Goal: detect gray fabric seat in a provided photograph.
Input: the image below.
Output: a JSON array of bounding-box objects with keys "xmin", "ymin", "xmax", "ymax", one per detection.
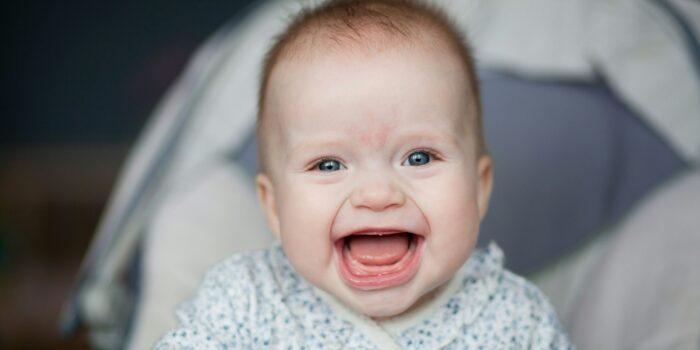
[
  {"xmin": 66, "ymin": 1, "xmax": 699, "ymax": 348},
  {"xmin": 533, "ymin": 169, "xmax": 700, "ymax": 350},
  {"xmin": 478, "ymin": 70, "xmax": 686, "ymax": 273}
]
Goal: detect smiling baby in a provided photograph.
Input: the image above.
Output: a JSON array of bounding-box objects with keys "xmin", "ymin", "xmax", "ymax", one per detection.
[{"xmin": 156, "ymin": 0, "xmax": 572, "ymax": 348}]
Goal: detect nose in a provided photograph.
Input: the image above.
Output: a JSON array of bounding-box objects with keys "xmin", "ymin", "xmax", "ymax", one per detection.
[{"xmin": 349, "ymin": 175, "xmax": 406, "ymax": 211}]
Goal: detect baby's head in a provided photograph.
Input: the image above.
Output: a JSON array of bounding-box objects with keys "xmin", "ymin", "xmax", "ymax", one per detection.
[{"xmin": 255, "ymin": 0, "xmax": 492, "ymax": 317}]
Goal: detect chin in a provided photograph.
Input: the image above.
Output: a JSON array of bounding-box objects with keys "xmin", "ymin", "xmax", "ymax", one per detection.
[
  {"xmin": 353, "ymin": 301, "xmax": 413, "ymax": 318},
  {"xmin": 345, "ymin": 284, "xmax": 422, "ymax": 318}
]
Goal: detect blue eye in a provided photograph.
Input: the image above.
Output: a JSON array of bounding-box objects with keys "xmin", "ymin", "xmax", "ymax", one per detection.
[
  {"xmin": 316, "ymin": 159, "xmax": 344, "ymax": 171},
  {"xmin": 404, "ymin": 151, "xmax": 431, "ymax": 166}
]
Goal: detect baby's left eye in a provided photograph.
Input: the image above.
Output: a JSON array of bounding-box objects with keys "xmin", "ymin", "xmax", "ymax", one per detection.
[
  {"xmin": 402, "ymin": 151, "xmax": 432, "ymax": 166},
  {"xmin": 315, "ymin": 159, "xmax": 345, "ymax": 172}
]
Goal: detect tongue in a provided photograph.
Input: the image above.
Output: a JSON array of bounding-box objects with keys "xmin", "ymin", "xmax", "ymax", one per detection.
[{"xmin": 347, "ymin": 233, "xmax": 410, "ymax": 265}]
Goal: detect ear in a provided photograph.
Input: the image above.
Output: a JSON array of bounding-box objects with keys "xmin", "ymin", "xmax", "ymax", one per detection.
[
  {"xmin": 476, "ymin": 155, "xmax": 494, "ymax": 220},
  {"xmin": 256, "ymin": 173, "xmax": 281, "ymax": 238}
]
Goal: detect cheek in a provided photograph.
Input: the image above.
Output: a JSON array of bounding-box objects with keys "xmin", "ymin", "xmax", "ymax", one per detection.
[
  {"xmin": 418, "ymin": 169, "xmax": 480, "ymax": 268},
  {"xmin": 420, "ymin": 168, "xmax": 480, "ymax": 225},
  {"xmin": 276, "ymin": 179, "xmax": 345, "ymax": 276}
]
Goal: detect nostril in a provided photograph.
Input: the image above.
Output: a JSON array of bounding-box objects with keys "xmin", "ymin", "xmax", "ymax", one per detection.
[{"xmin": 349, "ymin": 183, "xmax": 406, "ymax": 211}]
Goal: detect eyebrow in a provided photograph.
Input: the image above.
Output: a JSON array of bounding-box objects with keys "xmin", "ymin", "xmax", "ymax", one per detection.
[
  {"xmin": 286, "ymin": 129, "xmax": 460, "ymax": 158},
  {"xmin": 286, "ymin": 137, "xmax": 347, "ymax": 158},
  {"xmin": 395, "ymin": 130, "xmax": 460, "ymax": 147}
]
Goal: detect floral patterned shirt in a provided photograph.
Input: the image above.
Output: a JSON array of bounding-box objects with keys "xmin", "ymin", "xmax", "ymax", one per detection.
[{"xmin": 155, "ymin": 242, "xmax": 572, "ymax": 349}]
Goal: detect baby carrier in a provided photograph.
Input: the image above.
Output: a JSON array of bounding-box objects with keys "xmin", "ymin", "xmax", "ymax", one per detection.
[{"xmin": 61, "ymin": 0, "xmax": 700, "ymax": 348}]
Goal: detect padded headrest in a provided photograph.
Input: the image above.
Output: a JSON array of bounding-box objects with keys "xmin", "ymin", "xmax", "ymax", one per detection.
[{"xmin": 477, "ymin": 70, "xmax": 686, "ymax": 273}]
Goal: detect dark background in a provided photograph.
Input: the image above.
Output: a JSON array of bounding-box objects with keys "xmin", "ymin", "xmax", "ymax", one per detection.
[{"xmin": 0, "ymin": 1, "xmax": 256, "ymax": 347}]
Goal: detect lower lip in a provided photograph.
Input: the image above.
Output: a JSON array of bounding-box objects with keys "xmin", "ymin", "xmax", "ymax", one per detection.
[{"xmin": 335, "ymin": 234, "xmax": 424, "ymax": 291}]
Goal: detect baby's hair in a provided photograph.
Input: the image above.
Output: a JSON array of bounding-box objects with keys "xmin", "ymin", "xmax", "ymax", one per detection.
[{"xmin": 257, "ymin": 0, "xmax": 485, "ymax": 174}]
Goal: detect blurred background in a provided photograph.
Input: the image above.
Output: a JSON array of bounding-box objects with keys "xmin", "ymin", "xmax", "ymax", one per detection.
[{"xmin": 0, "ymin": 1, "xmax": 256, "ymax": 348}]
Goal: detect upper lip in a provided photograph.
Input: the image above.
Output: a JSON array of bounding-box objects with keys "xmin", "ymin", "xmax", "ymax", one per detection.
[{"xmin": 335, "ymin": 226, "xmax": 417, "ymax": 241}]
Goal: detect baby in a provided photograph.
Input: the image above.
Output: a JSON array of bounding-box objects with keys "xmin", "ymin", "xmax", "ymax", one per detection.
[{"xmin": 157, "ymin": 0, "xmax": 571, "ymax": 348}]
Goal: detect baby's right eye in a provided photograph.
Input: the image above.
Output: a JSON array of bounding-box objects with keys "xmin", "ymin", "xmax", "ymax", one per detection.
[{"xmin": 315, "ymin": 159, "xmax": 345, "ymax": 172}]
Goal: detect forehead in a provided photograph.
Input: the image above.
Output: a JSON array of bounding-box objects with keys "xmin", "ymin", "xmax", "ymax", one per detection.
[{"xmin": 263, "ymin": 43, "xmax": 475, "ymax": 154}]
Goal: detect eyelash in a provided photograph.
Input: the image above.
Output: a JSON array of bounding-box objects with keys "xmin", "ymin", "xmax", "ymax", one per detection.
[
  {"xmin": 308, "ymin": 157, "xmax": 345, "ymax": 172},
  {"xmin": 405, "ymin": 149, "xmax": 440, "ymax": 164},
  {"xmin": 307, "ymin": 149, "xmax": 441, "ymax": 171}
]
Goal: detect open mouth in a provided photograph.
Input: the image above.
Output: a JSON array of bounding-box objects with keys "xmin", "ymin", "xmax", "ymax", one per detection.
[{"xmin": 335, "ymin": 231, "xmax": 424, "ymax": 291}]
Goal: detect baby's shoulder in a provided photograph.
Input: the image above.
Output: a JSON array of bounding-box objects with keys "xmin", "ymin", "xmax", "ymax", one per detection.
[
  {"xmin": 204, "ymin": 247, "xmax": 279, "ymax": 288},
  {"xmin": 464, "ymin": 243, "xmax": 559, "ymax": 318},
  {"xmin": 156, "ymin": 246, "xmax": 293, "ymax": 349},
  {"xmin": 452, "ymin": 244, "xmax": 571, "ymax": 348},
  {"xmin": 187, "ymin": 248, "xmax": 274, "ymax": 302},
  {"xmin": 480, "ymin": 269, "xmax": 571, "ymax": 348},
  {"xmin": 492, "ymin": 269, "xmax": 559, "ymax": 319}
]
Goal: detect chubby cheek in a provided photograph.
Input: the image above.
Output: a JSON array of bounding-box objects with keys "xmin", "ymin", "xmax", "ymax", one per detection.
[
  {"xmin": 420, "ymin": 169, "xmax": 480, "ymax": 275},
  {"xmin": 276, "ymin": 179, "xmax": 344, "ymax": 282}
]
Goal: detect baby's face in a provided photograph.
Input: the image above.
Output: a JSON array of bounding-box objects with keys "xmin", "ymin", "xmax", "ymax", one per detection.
[{"xmin": 257, "ymin": 44, "xmax": 492, "ymax": 317}]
